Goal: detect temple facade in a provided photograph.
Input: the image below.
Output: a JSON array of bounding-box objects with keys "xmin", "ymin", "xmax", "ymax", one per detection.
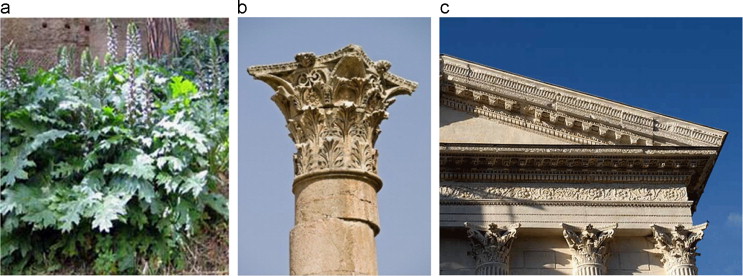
[{"xmin": 439, "ymin": 55, "xmax": 726, "ymax": 275}]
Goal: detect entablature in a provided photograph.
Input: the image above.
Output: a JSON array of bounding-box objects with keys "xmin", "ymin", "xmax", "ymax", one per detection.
[{"xmin": 440, "ymin": 143, "xmax": 719, "ymax": 212}]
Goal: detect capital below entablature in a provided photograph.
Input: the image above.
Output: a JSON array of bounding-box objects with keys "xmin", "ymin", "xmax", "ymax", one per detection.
[
  {"xmin": 465, "ymin": 222, "xmax": 520, "ymax": 275},
  {"xmin": 562, "ymin": 223, "xmax": 617, "ymax": 275},
  {"xmin": 650, "ymin": 223, "xmax": 708, "ymax": 275},
  {"xmin": 249, "ymin": 45, "xmax": 418, "ymax": 178}
]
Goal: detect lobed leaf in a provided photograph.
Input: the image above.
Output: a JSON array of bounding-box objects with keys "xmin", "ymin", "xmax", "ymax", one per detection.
[
  {"xmin": 104, "ymin": 151, "xmax": 156, "ymax": 180},
  {"xmin": 57, "ymin": 185, "xmax": 103, "ymax": 232},
  {"xmin": 156, "ymin": 156, "xmax": 186, "ymax": 172},
  {"xmin": 201, "ymin": 193, "xmax": 228, "ymax": 220},
  {"xmin": 180, "ymin": 170, "xmax": 207, "ymax": 197},
  {"xmin": 92, "ymin": 193, "xmax": 131, "ymax": 233},
  {"xmin": 169, "ymin": 76, "xmax": 198, "ymax": 99},
  {"xmin": 1, "ymin": 147, "xmax": 36, "ymax": 186}
]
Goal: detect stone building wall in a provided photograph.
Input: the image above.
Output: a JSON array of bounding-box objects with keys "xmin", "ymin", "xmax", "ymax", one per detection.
[
  {"xmin": 0, "ymin": 18, "xmax": 91, "ymax": 73},
  {"xmin": 441, "ymin": 230, "xmax": 665, "ymax": 275},
  {"xmin": 0, "ymin": 18, "xmax": 228, "ymax": 73}
]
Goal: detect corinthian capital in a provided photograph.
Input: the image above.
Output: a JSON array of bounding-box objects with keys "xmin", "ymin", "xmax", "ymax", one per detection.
[
  {"xmin": 465, "ymin": 222, "xmax": 520, "ymax": 275},
  {"xmin": 650, "ymin": 223, "xmax": 708, "ymax": 275},
  {"xmin": 248, "ymin": 45, "xmax": 418, "ymax": 178},
  {"xmin": 562, "ymin": 223, "xmax": 617, "ymax": 275}
]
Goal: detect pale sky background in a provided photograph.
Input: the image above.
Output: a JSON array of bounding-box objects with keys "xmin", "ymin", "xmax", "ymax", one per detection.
[{"xmin": 238, "ymin": 18, "xmax": 431, "ymax": 275}]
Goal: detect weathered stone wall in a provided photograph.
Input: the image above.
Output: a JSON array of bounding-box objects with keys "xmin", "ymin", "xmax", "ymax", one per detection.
[
  {"xmin": 0, "ymin": 18, "xmax": 91, "ymax": 73},
  {"xmin": 0, "ymin": 18, "xmax": 228, "ymax": 73}
]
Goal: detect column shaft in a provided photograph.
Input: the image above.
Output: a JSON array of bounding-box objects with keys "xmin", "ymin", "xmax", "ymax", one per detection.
[
  {"xmin": 475, "ymin": 262, "xmax": 509, "ymax": 275},
  {"xmin": 668, "ymin": 265, "xmax": 697, "ymax": 275},
  {"xmin": 290, "ymin": 173, "xmax": 380, "ymax": 275},
  {"xmin": 575, "ymin": 263, "xmax": 605, "ymax": 275}
]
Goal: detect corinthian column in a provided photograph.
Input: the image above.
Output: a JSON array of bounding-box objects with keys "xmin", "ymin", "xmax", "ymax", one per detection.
[
  {"xmin": 465, "ymin": 222, "xmax": 520, "ymax": 275},
  {"xmin": 248, "ymin": 45, "xmax": 418, "ymax": 275},
  {"xmin": 650, "ymin": 223, "xmax": 708, "ymax": 275},
  {"xmin": 562, "ymin": 223, "xmax": 617, "ymax": 275}
]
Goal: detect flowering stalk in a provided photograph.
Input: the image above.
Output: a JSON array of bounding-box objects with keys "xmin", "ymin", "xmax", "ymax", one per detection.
[
  {"xmin": 57, "ymin": 46, "xmax": 73, "ymax": 77},
  {"xmin": 207, "ymin": 37, "xmax": 223, "ymax": 97},
  {"xmin": 126, "ymin": 22, "xmax": 142, "ymax": 63},
  {"xmin": 80, "ymin": 48, "xmax": 94, "ymax": 79},
  {"xmin": 105, "ymin": 19, "xmax": 118, "ymax": 64},
  {"xmin": 124, "ymin": 22, "xmax": 152, "ymax": 126},
  {"xmin": 1, "ymin": 41, "xmax": 20, "ymax": 90}
]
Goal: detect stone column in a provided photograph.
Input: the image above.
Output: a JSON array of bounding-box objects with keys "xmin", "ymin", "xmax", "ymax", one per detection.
[
  {"xmin": 248, "ymin": 45, "xmax": 418, "ymax": 275},
  {"xmin": 650, "ymin": 223, "xmax": 708, "ymax": 275},
  {"xmin": 465, "ymin": 222, "xmax": 520, "ymax": 275},
  {"xmin": 562, "ymin": 223, "xmax": 617, "ymax": 275}
]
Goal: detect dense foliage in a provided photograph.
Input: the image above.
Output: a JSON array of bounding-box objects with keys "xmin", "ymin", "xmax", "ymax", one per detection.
[{"xmin": 0, "ymin": 22, "xmax": 228, "ymax": 274}]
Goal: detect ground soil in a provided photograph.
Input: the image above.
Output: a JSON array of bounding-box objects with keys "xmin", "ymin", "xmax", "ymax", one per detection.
[{"xmin": 178, "ymin": 173, "xmax": 229, "ymax": 274}]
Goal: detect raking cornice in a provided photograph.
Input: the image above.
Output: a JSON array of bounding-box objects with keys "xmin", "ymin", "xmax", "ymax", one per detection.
[{"xmin": 440, "ymin": 55, "xmax": 727, "ymax": 148}]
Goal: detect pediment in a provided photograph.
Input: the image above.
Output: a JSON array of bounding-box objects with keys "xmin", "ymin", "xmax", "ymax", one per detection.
[
  {"xmin": 440, "ymin": 55, "xmax": 727, "ymax": 148},
  {"xmin": 441, "ymin": 106, "xmax": 574, "ymax": 145}
]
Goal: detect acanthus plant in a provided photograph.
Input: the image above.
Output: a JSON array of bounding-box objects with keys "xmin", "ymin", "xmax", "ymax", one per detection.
[{"xmin": 0, "ymin": 21, "xmax": 229, "ymax": 274}]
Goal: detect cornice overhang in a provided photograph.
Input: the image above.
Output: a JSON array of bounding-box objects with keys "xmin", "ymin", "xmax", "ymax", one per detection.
[
  {"xmin": 440, "ymin": 54, "xmax": 727, "ymax": 148},
  {"xmin": 250, "ymin": 44, "xmax": 418, "ymax": 95},
  {"xmin": 440, "ymin": 143, "xmax": 720, "ymax": 212}
]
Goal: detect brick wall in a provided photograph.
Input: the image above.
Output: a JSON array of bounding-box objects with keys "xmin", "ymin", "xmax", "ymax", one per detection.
[{"xmin": 0, "ymin": 18, "xmax": 227, "ymax": 73}]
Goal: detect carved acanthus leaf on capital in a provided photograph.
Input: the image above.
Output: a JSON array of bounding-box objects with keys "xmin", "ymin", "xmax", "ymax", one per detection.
[
  {"xmin": 465, "ymin": 222, "xmax": 520, "ymax": 268},
  {"xmin": 562, "ymin": 223, "xmax": 617, "ymax": 271},
  {"xmin": 248, "ymin": 45, "xmax": 418, "ymax": 177},
  {"xmin": 650, "ymin": 223, "xmax": 707, "ymax": 274}
]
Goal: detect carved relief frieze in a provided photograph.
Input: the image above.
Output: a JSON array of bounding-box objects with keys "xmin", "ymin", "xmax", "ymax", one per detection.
[
  {"xmin": 440, "ymin": 56, "xmax": 726, "ymax": 148},
  {"xmin": 440, "ymin": 183, "xmax": 688, "ymax": 202},
  {"xmin": 249, "ymin": 45, "xmax": 417, "ymax": 177},
  {"xmin": 650, "ymin": 223, "xmax": 708, "ymax": 275}
]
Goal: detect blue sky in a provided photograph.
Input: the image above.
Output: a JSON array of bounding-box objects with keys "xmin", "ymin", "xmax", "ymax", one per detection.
[
  {"xmin": 238, "ymin": 18, "xmax": 431, "ymax": 275},
  {"xmin": 441, "ymin": 18, "xmax": 742, "ymax": 274}
]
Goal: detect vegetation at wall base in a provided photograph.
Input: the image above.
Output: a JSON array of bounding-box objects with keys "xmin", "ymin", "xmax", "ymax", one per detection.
[{"xmin": 0, "ymin": 21, "xmax": 229, "ymax": 274}]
